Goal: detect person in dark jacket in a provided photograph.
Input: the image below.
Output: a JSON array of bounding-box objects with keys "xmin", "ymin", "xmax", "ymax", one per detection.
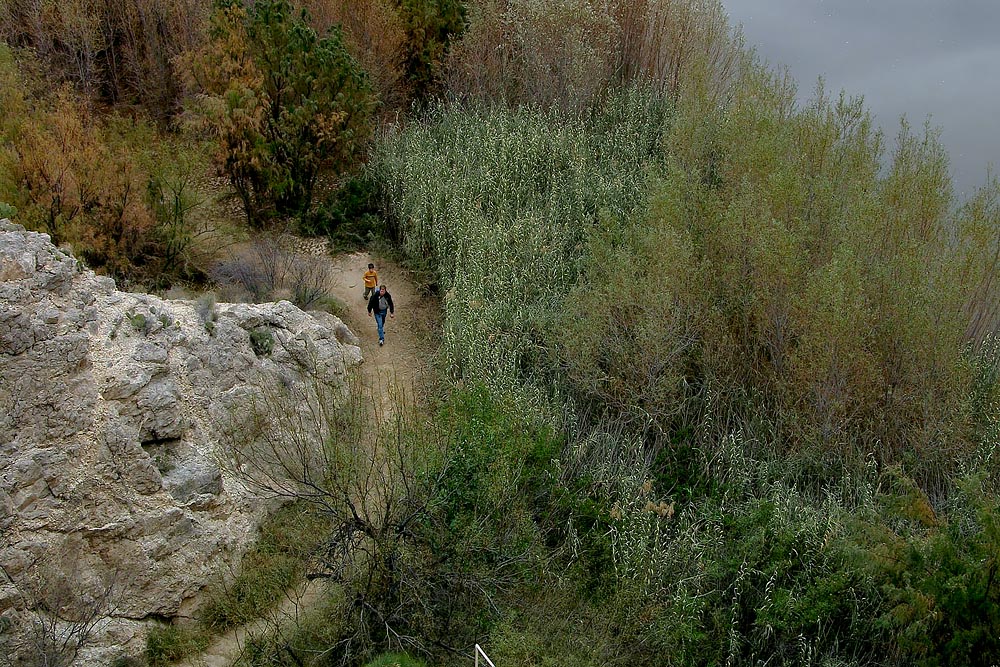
[{"xmin": 366, "ymin": 284, "xmax": 394, "ymax": 346}]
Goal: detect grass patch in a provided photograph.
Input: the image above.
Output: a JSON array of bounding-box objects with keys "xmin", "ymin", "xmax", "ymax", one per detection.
[
  {"xmin": 144, "ymin": 502, "xmax": 330, "ymax": 664},
  {"xmin": 371, "ymin": 88, "xmax": 672, "ymax": 397},
  {"xmin": 198, "ymin": 503, "xmax": 330, "ymax": 632},
  {"xmin": 145, "ymin": 625, "xmax": 210, "ymax": 667},
  {"xmin": 240, "ymin": 589, "xmax": 349, "ymax": 667}
]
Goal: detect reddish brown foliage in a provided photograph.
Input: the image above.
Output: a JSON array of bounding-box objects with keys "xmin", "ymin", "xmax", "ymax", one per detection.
[
  {"xmin": 0, "ymin": 0, "xmax": 208, "ymax": 116},
  {"xmin": 445, "ymin": 0, "xmax": 745, "ymax": 110}
]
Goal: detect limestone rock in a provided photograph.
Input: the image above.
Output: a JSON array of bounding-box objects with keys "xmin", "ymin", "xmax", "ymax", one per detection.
[{"xmin": 0, "ymin": 221, "xmax": 362, "ymax": 664}]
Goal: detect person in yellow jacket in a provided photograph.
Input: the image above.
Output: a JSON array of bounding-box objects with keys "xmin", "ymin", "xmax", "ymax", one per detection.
[{"xmin": 362, "ymin": 263, "xmax": 378, "ymax": 300}]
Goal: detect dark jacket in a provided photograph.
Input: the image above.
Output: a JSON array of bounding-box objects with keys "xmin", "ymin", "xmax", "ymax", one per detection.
[{"xmin": 367, "ymin": 290, "xmax": 394, "ymax": 315}]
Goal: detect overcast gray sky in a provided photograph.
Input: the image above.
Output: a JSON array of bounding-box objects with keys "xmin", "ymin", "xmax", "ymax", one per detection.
[{"xmin": 720, "ymin": 0, "xmax": 1000, "ymax": 198}]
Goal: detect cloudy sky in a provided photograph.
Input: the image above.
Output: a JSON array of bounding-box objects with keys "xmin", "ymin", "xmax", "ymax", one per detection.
[{"xmin": 720, "ymin": 0, "xmax": 1000, "ymax": 198}]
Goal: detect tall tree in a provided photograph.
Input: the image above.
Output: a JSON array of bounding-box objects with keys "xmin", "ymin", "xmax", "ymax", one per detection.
[
  {"xmin": 190, "ymin": 0, "xmax": 375, "ymax": 226},
  {"xmin": 0, "ymin": 0, "xmax": 207, "ymax": 116},
  {"xmin": 398, "ymin": 0, "xmax": 466, "ymax": 101}
]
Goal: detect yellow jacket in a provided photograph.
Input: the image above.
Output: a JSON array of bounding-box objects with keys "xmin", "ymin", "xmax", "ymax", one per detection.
[{"xmin": 363, "ymin": 269, "xmax": 378, "ymax": 288}]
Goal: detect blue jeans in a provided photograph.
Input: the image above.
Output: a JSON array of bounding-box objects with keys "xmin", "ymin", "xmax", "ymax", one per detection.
[{"xmin": 374, "ymin": 310, "xmax": 386, "ymax": 341}]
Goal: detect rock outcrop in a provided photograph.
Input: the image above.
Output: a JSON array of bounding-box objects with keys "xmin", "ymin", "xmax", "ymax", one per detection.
[{"xmin": 0, "ymin": 221, "xmax": 361, "ymax": 664}]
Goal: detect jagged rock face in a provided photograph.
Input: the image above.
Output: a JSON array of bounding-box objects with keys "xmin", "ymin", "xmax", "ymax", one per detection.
[{"xmin": 0, "ymin": 221, "xmax": 361, "ymax": 663}]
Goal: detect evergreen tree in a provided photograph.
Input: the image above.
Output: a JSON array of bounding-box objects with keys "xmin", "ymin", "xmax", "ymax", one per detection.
[{"xmin": 192, "ymin": 0, "xmax": 375, "ymax": 226}]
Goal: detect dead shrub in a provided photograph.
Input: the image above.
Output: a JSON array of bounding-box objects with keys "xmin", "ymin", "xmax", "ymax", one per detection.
[
  {"xmin": 0, "ymin": 47, "xmax": 213, "ymax": 285},
  {"xmin": 210, "ymin": 234, "xmax": 333, "ymax": 310},
  {"xmin": 0, "ymin": 542, "xmax": 118, "ymax": 667}
]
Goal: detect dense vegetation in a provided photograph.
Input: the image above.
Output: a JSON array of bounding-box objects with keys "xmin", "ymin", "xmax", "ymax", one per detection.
[
  {"xmin": 369, "ymin": 78, "xmax": 1000, "ymax": 665},
  {"xmin": 3, "ymin": 0, "xmax": 1000, "ymax": 665}
]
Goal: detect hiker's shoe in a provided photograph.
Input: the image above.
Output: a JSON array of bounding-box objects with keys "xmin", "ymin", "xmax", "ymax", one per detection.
[{"xmin": 379, "ymin": 339, "xmax": 384, "ymax": 346}]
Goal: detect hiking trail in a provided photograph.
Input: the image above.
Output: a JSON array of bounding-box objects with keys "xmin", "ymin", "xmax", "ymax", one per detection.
[
  {"xmin": 324, "ymin": 249, "xmax": 437, "ymax": 418},
  {"xmin": 174, "ymin": 244, "xmax": 437, "ymax": 667}
]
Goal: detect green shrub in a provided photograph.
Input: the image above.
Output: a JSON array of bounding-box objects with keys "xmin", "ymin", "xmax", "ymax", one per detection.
[
  {"xmin": 336, "ymin": 386, "xmax": 562, "ymax": 656},
  {"xmin": 231, "ymin": 383, "xmax": 566, "ymax": 663},
  {"xmin": 301, "ymin": 174, "xmax": 385, "ymax": 249},
  {"xmin": 425, "ymin": 386, "xmax": 561, "ymax": 552},
  {"xmin": 558, "ymin": 75, "xmax": 996, "ymax": 480},
  {"xmin": 249, "ymin": 327, "xmax": 275, "ymax": 357},
  {"xmin": 852, "ymin": 475, "xmax": 1000, "ymax": 666},
  {"xmin": 398, "ymin": 0, "xmax": 466, "ymax": 101},
  {"xmin": 145, "ymin": 624, "xmax": 209, "ymax": 667},
  {"xmin": 198, "ymin": 503, "xmax": 328, "ymax": 632},
  {"xmin": 128, "ymin": 312, "xmax": 150, "ymax": 334}
]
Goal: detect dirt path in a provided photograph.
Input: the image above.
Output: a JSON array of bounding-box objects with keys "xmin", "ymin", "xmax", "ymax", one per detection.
[
  {"xmin": 324, "ymin": 250, "xmax": 438, "ymax": 418},
  {"xmin": 175, "ymin": 580, "xmax": 324, "ymax": 667},
  {"xmin": 175, "ymin": 245, "xmax": 437, "ymax": 667}
]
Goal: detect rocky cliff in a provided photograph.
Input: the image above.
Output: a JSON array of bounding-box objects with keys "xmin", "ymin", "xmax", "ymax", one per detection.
[{"xmin": 0, "ymin": 221, "xmax": 361, "ymax": 664}]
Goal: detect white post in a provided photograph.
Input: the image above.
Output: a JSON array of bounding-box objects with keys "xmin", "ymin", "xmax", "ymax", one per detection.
[{"xmin": 474, "ymin": 644, "xmax": 496, "ymax": 667}]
